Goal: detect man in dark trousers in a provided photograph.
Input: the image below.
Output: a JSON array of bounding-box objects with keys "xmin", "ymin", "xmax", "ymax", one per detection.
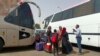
[
  {"xmin": 45, "ymin": 26, "xmax": 52, "ymax": 53},
  {"xmin": 46, "ymin": 26, "xmax": 52, "ymax": 42}
]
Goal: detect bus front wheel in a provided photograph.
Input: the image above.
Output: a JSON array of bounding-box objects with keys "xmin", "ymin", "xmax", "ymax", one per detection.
[{"xmin": 0, "ymin": 39, "xmax": 4, "ymax": 50}]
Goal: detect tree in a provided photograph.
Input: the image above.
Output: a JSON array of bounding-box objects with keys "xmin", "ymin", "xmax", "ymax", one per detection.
[{"xmin": 35, "ymin": 23, "xmax": 41, "ymax": 29}]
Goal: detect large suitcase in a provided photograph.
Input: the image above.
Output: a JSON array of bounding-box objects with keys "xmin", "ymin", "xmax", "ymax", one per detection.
[
  {"xmin": 35, "ymin": 42, "xmax": 44, "ymax": 51},
  {"xmin": 44, "ymin": 42, "xmax": 52, "ymax": 53}
]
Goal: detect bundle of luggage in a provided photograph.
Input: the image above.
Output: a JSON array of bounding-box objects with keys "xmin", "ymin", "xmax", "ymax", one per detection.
[
  {"xmin": 35, "ymin": 42, "xmax": 45, "ymax": 51},
  {"xmin": 35, "ymin": 42, "xmax": 52, "ymax": 52},
  {"xmin": 35, "ymin": 34, "xmax": 52, "ymax": 52}
]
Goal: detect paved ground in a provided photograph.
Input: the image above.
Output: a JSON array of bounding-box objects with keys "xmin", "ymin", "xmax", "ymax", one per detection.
[{"xmin": 0, "ymin": 46, "xmax": 99, "ymax": 56}]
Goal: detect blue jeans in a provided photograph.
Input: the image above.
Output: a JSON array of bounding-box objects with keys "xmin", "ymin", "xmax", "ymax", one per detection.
[{"xmin": 76, "ymin": 37, "xmax": 82, "ymax": 53}]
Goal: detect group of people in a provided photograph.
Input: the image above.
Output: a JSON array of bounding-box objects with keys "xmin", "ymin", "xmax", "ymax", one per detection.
[{"xmin": 46, "ymin": 24, "xmax": 82, "ymax": 56}]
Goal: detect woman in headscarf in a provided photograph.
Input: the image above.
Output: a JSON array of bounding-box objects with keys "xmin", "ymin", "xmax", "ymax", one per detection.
[{"xmin": 62, "ymin": 27, "xmax": 73, "ymax": 54}]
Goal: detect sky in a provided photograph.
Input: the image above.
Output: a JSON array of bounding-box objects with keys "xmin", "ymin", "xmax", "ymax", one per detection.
[{"xmin": 25, "ymin": 0, "xmax": 90, "ymax": 24}]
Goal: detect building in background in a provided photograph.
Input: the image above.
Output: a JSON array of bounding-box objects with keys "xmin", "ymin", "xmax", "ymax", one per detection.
[{"xmin": 0, "ymin": 0, "xmax": 22, "ymax": 16}]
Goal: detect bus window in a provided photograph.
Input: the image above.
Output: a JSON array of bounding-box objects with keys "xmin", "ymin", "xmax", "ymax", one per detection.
[
  {"xmin": 52, "ymin": 12, "xmax": 63, "ymax": 22},
  {"xmin": 95, "ymin": 0, "xmax": 100, "ymax": 13},
  {"xmin": 44, "ymin": 15, "xmax": 53, "ymax": 28},
  {"xmin": 51, "ymin": 9, "xmax": 73, "ymax": 22},
  {"xmin": 4, "ymin": 8, "xmax": 19, "ymax": 25},
  {"xmin": 18, "ymin": 3, "xmax": 34, "ymax": 29},
  {"xmin": 73, "ymin": 0, "xmax": 94, "ymax": 17},
  {"xmin": 4, "ymin": 3, "xmax": 34, "ymax": 29},
  {"xmin": 62, "ymin": 9, "xmax": 73, "ymax": 20}
]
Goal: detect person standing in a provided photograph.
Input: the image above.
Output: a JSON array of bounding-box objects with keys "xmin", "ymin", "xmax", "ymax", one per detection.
[
  {"xmin": 58, "ymin": 26, "xmax": 63, "ymax": 50},
  {"xmin": 62, "ymin": 27, "xmax": 73, "ymax": 54},
  {"xmin": 58, "ymin": 26, "xmax": 63, "ymax": 40},
  {"xmin": 73, "ymin": 24, "xmax": 82, "ymax": 54},
  {"xmin": 52, "ymin": 29, "xmax": 59, "ymax": 56},
  {"xmin": 46, "ymin": 26, "xmax": 52, "ymax": 43},
  {"xmin": 44, "ymin": 26, "xmax": 52, "ymax": 53}
]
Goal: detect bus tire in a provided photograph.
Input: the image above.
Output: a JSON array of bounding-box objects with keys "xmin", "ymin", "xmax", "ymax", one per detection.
[{"xmin": 0, "ymin": 38, "xmax": 4, "ymax": 50}]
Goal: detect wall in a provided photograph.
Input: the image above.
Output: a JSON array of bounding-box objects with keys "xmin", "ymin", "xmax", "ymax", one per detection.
[{"xmin": 0, "ymin": 0, "xmax": 18, "ymax": 16}]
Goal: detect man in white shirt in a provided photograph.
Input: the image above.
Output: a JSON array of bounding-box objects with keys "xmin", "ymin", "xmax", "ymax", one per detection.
[{"xmin": 73, "ymin": 24, "xmax": 82, "ymax": 54}]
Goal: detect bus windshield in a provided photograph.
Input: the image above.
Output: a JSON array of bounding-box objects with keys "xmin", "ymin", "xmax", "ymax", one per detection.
[{"xmin": 4, "ymin": 3, "xmax": 34, "ymax": 29}]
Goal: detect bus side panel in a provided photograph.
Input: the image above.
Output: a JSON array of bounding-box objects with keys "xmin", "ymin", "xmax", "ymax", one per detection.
[
  {"xmin": 69, "ymin": 35, "xmax": 99, "ymax": 47},
  {"xmin": 98, "ymin": 35, "xmax": 100, "ymax": 47},
  {"xmin": 99, "ymin": 25, "xmax": 100, "ymax": 47},
  {"xmin": 5, "ymin": 29, "xmax": 19, "ymax": 47},
  {"xmin": 66, "ymin": 24, "xmax": 99, "ymax": 47},
  {"xmin": 81, "ymin": 24, "xmax": 99, "ymax": 47},
  {"xmin": 19, "ymin": 28, "xmax": 34, "ymax": 46},
  {"xmin": 0, "ymin": 29, "xmax": 6, "ymax": 47}
]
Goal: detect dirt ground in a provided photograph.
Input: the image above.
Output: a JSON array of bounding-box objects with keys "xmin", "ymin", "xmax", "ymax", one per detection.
[{"xmin": 0, "ymin": 46, "xmax": 99, "ymax": 56}]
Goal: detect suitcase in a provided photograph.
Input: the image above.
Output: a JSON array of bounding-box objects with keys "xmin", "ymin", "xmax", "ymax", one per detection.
[
  {"xmin": 35, "ymin": 42, "xmax": 44, "ymax": 51},
  {"xmin": 44, "ymin": 42, "xmax": 52, "ymax": 53}
]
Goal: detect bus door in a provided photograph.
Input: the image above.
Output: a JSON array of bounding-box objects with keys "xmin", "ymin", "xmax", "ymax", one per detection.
[{"xmin": 18, "ymin": 3, "xmax": 34, "ymax": 46}]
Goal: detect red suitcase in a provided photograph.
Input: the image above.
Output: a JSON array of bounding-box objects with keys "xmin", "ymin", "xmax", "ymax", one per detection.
[{"xmin": 44, "ymin": 42, "xmax": 52, "ymax": 53}]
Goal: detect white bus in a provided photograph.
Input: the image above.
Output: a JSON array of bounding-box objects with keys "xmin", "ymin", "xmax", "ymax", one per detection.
[
  {"xmin": 46, "ymin": 0, "xmax": 100, "ymax": 47},
  {"xmin": 0, "ymin": 2, "xmax": 41, "ymax": 50}
]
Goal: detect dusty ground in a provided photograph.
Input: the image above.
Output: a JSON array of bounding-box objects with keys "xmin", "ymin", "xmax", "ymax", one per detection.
[{"xmin": 0, "ymin": 46, "xmax": 99, "ymax": 56}]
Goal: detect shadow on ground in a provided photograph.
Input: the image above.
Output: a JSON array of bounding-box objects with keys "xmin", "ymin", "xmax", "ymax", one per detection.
[
  {"xmin": 72, "ymin": 43, "xmax": 100, "ymax": 52},
  {"xmin": 0, "ymin": 46, "xmax": 35, "ymax": 53},
  {"xmin": 82, "ymin": 50, "xmax": 90, "ymax": 55},
  {"xmin": 59, "ymin": 54, "xmax": 66, "ymax": 56},
  {"xmin": 58, "ymin": 51, "xmax": 77, "ymax": 56}
]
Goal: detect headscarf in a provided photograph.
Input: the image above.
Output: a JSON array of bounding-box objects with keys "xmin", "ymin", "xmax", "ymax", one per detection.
[{"xmin": 61, "ymin": 27, "xmax": 67, "ymax": 36}]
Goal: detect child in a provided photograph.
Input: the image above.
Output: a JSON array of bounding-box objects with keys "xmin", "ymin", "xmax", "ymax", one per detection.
[{"xmin": 52, "ymin": 29, "xmax": 59, "ymax": 56}]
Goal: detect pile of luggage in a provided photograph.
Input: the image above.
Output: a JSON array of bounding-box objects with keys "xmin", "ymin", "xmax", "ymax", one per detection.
[
  {"xmin": 35, "ymin": 33, "xmax": 52, "ymax": 53},
  {"xmin": 35, "ymin": 42, "xmax": 52, "ymax": 53}
]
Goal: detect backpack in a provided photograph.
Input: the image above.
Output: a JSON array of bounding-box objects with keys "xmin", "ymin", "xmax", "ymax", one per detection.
[{"xmin": 51, "ymin": 34, "xmax": 57, "ymax": 43}]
